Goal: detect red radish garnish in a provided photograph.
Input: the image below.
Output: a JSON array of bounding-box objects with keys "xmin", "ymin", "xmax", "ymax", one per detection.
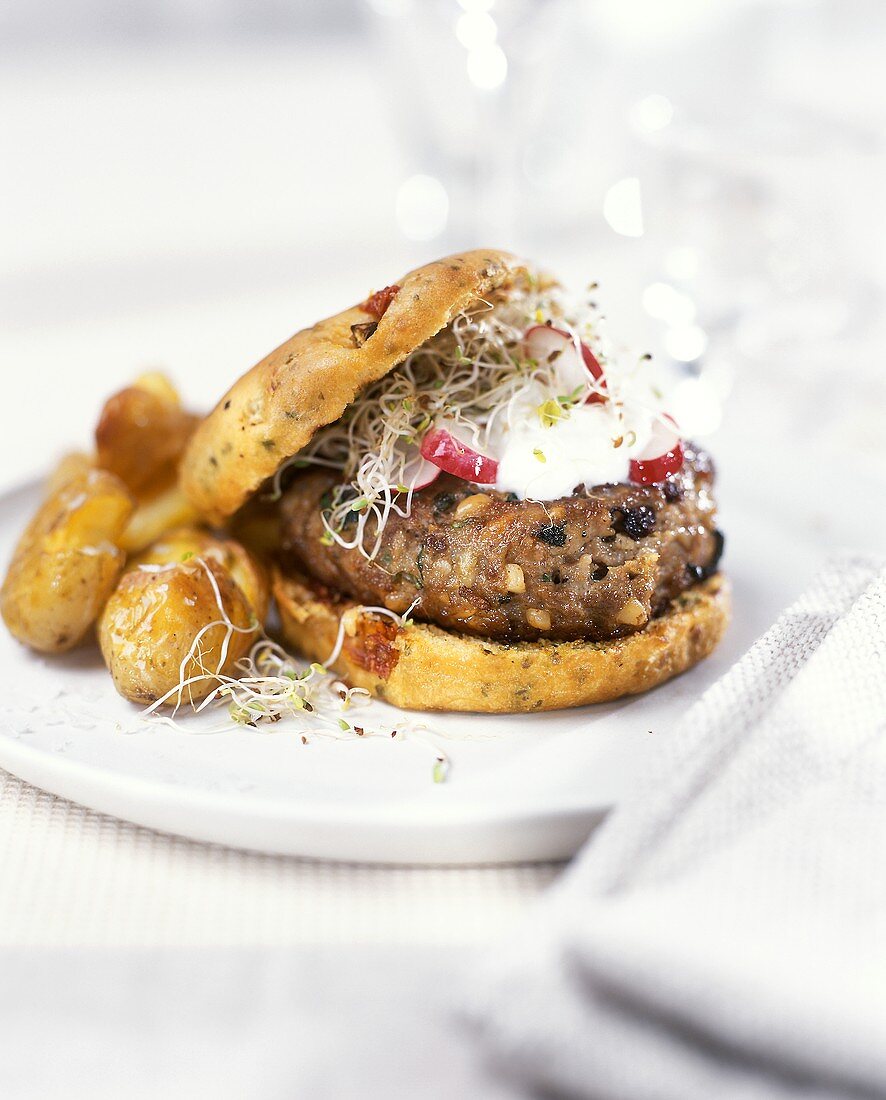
[
  {"xmin": 524, "ymin": 324, "xmax": 606, "ymax": 404},
  {"xmin": 401, "ymin": 448, "xmax": 440, "ymax": 491},
  {"xmin": 629, "ymin": 443, "xmax": 684, "ymax": 485},
  {"xmin": 420, "ymin": 427, "xmax": 499, "ymax": 485},
  {"xmin": 629, "ymin": 415, "xmax": 684, "ymax": 484}
]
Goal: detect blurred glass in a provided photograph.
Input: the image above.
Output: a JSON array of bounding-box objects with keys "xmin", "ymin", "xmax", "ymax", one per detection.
[
  {"xmin": 365, "ymin": 0, "xmax": 576, "ymax": 250},
  {"xmin": 639, "ymin": 105, "xmax": 886, "ymax": 372}
]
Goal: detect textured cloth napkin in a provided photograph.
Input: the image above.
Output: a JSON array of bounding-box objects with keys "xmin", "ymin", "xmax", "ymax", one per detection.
[{"xmin": 467, "ymin": 554, "xmax": 886, "ymax": 1100}]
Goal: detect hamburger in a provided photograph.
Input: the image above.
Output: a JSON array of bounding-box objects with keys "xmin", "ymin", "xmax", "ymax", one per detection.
[{"xmin": 182, "ymin": 250, "xmax": 729, "ymax": 713}]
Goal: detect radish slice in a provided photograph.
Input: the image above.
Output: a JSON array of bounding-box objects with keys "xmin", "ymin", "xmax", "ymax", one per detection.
[
  {"xmin": 524, "ymin": 324, "xmax": 606, "ymax": 404},
  {"xmin": 638, "ymin": 414, "xmax": 681, "ymax": 459},
  {"xmin": 420, "ymin": 427, "xmax": 499, "ymax": 485},
  {"xmin": 401, "ymin": 448, "xmax": 440, "ymax": 491},
  {"xmin": 629, "ymin": 444, "xmax": 684, "ymax": 485},
  {"xmin": 629, "ymin": 415, "xmax": 684, "ymax": 484}
]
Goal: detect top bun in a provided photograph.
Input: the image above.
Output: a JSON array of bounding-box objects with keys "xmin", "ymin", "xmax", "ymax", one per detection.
[{"xmin": 182, "ymin": 249, "xmax": 527, "ymax": 522}]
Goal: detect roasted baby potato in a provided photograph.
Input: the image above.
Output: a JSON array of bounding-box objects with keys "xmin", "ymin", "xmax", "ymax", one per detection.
[
  {"xmin": 94, "ymin": 372, "xmax": 202, "ymax": 551},
  {"xmin": 95, "ymin": 372, "xmax": 199, "ymax": 497},
  {"xmin": 130, "ymin": 527, "xmax": 269, "ymax": 621},
  {"xmin": 1, "ymin": 468, "xmax": 134, "ymax": 653},
  {"xmin": 99, "ymin": 530, "xmax": 267, "ymax": 705},
  {"xmin": 119, "ymin": 482, "xmax": 201, "ymax": 556},
  {"xmin": 45, "ymin": 451, "xmax": 95, "ymax": 497}
]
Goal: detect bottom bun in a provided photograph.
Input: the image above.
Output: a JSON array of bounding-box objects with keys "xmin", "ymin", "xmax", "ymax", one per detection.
[{"xmin": 272, "ymin": 567, "xmax": 731, "ymax": 714}]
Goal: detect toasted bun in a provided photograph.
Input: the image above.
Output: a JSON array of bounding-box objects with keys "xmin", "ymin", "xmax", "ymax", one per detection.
[
  {"xmin": 273, "ymin": 568, "xmax": 731, "ymax": 714},
  {"xmin": 182, "ymin": 249, "xmax": 526, "ymax": 522}
]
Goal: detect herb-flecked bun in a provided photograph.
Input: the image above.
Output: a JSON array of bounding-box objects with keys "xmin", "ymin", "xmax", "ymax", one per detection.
[
  {"xmin": 273, "ymin": 568, "xmax": 730, "ymax": 713},
  {"xmin": 181, "ymin": 250, "xmax": 527, "ymax": 523}
]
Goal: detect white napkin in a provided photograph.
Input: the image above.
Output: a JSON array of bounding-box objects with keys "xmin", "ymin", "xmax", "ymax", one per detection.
[{"xmin": 467, "ymin": 554, "xmax": 886, "ymax": 1100}]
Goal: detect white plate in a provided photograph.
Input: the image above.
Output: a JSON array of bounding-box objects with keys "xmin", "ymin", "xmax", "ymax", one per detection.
[{"xmin": 0, "ymin": 478, "xmax": 818, "ymax": 864}]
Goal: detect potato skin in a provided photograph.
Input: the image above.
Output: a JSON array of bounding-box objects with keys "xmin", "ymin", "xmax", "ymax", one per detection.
[
  {"xmin": 99, "ymin": 528, "xmax": 268, "ymax": 705},
  {"xmin": 1, "ymin": 468, "xmax": 134, "ymax": 653},
  {"xmin": 92, "ymin": 373, "xmax": 202, "ymax": 551},
  {"xmin": 95, "ymin": 373, "xmax": 198, "ymax": 497},
  {"xmin": 130, "ymin": 527, "xmax": 269, "ymax": 622},
  {"xmin": 118, "ymin": 483, "xmax": 201, "ymax": 556},
  {"xmin": 98, "ymin": 557, "xmax": 258, "ymax": 705},
  {"xmin": 45, "ymin": 451, "xmax": 95, "ymax": 497}
]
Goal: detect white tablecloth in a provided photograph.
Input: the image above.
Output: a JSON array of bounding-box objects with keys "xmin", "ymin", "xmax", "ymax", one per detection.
[{"xmin": 0, "ymin": 767, "xmax": 559, "ymax": 946}]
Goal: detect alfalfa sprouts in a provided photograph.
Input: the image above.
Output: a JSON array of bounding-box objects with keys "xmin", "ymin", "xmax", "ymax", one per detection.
[
  {"xmin": 138, "ymin": 559, "xmax": 449, "ymax": 781},
  {"xmin": 274, "ymin": 274, "xmax": 617, "ymax": 560}
]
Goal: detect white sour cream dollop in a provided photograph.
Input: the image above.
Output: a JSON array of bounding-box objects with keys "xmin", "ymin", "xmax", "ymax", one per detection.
[{"xmin": 493, "ymin": 396, "xmax": 656, "ymax": 500}]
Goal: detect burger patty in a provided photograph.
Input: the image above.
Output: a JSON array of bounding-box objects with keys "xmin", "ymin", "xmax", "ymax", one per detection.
[{"xmin": 279, "ymin": 442, "xmax": 723, "ymax": 643}]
